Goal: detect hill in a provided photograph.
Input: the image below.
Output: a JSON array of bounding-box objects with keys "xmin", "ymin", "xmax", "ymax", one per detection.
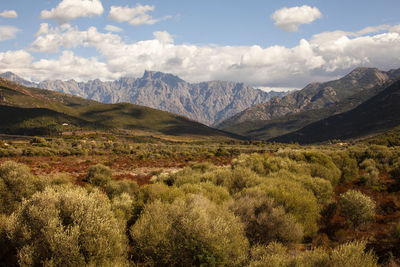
[
  {"xmin": 271, "ymin": 79, "xmax": 400, "ymax": 144},
  {"xmin": 216, "ymin": 67, "xmax": 397, "ymax": 138},
  {"xmin": 0, "ymin": 78, "xmax": 241, "ymax": 140},
  {"xmin": 1, "ymin": 71, "xmax": 285, "ymax": 126}
]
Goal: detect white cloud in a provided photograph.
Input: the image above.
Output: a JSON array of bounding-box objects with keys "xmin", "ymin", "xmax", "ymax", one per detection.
[
  {"xmin": 40, "ymin": 0, "xmax": 104, "ymax": 24},
  {"xmin": 0, "ymin": 10, "xmax": 18, "ymax": 18},
  {"xmin": 0, "ymin": 50, "xmax": 33, "ymax": 78},
  {"xmin": 31, "ymin": 51, "xmax": 113, "ymax": 81},
  {"xmin": 0, "ymin": 26, "xmax": 20, "ymax": 41},
  {"xmin": 108, "ymin": 4, "xmax": 165, "ymax": 26},
  {"xmin": 104, "ymin": 24, "xmax": 123, "ymax": 32},
  {"xmin": 7, "ymin": 23, "xmax": 400, "ymax": 87},
  {"xmin": 271, "ymin": 5, "xmax": 322, "ymax": 32}
]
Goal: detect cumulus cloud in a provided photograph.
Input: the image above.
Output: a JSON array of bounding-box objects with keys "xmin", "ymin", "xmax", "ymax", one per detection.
[
  {"xmin": 0, "ymin": 10, "xmax": 18, "ymax": 18},
  {"xmin": 31, "ymin": 50, "xmax": 113, "ymax": 81},
  {"xmin": 104, "ymin": 24, "xmax": 123, "ymax": 32},
  {"xmin": 40, "ymin": 0, "xmax": 104, "ymax": 24},
  {"xmin": 31, "ymin": 23, "xmax": 86, "ymax": 52},
  {"xmin": 271, "ymin": 5, "xmax": 322, "ymax": 32},
  {"xmin": 5, "ymin": 23, "xmax": 400, "ymax": 87},
  {"xmin": 108, "ymin": 4, "xmax": 168, "ymax": 26},
  {"xmin": 0, "ymin": 26, "xmax": 20, "ymax": 41}
]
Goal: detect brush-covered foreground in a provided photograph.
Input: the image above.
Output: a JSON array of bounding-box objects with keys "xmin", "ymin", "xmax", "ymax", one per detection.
[{"xmin": 0, "ymin": 135, "xmax": 400, "ymax": 266}]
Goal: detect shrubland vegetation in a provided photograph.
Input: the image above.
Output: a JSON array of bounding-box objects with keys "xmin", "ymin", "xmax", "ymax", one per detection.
[{"xmin": 0, "ymin": 135, "xmax": 400, "ymax": 266}]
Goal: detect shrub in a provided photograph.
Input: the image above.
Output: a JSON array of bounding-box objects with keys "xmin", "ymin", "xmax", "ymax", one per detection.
[
  {"xmin": 85, "ymin": 163, "xmax": 112, "ymax": 186},
  {"xmin": 222, "ymin": 166, "xmax": 262, "ymax": 194},
  {"xmin": 338, "ymin": 190, "xmax": 376, "ymax": 227},
  {"xmin": 104, "ymin": 179, "xmax": 138, "ymax": 199},
  {"xmin": 111, "ymin": 192, "xmax": 135, "ymax": 223},
  {"xmin": 330, "ymin": 241, "xmax": 378, "ymax": 267},
  {"xmin": 130, "ymin": 195, "xmax": 248, "ymax": 266},
  {"xmin": 359, "ymin": 159, "xmax": 380, "ymax": 186},
  {"xmin": 0, "ymin": 161, "xmax": 47, "ymax": 214},
  {"xmin": 249, "ymin": 241, "xmax": 376, "ymax": 267},
  {"xmin": 256, "ymin": 181, "xmax": 320, "ymax": 237},
  {"xmin": 179, "ymin": 182, "xmax": 231, "ymax": 205},
  {"xmin": 5, "ymin": 186, "xmax": 128, "ymax": 266},
  {"xmin": 230, "ymin": 187, "xmax": 303, "ymax": 244},
  {"xmin": 266, "ymin": 170, "xmax": 333, "ymax": 205},
  {"xmin": 332, "ymin": 152, "xmax": 359, "ymax": 183}
]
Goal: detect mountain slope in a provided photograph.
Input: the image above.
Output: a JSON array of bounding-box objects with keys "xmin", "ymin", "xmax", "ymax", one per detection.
[
  {"xmin": 271, "ymin": 79, "xmax": 400, "ymax": 144},
  {"xmin": 1, "ymin": 71, "xmax": 285, "ymax": 125},
  {"xmin": 216, "ymin": 67, "xmax": 398, "ymax": 139},
  {"xmin": 0, "ymin": 78, "xmax": 241, "ymax": 139}
]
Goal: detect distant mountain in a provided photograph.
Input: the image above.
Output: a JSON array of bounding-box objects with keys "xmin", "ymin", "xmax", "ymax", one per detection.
[
  {"xmin": 271, "ymin": 78, "xmax": 400, "ymax": 144},
  {"xmin": 216, "ymin": 67, "xmax": 399, "ymax": 139},
  {"xmin": 0, "ymin": 78, "xmax": 241, "ymax": 140},
  {"xmin": 0, "ymin": 72, "xmax": 37, "ymax": 88},
  {"xmin": 0, "ymin": 71, "xmax": 285, "ymax": 126}
]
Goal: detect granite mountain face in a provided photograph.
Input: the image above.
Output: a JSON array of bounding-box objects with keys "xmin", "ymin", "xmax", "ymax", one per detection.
[{"xmin": 1, "ymin": 71, "xmax": 284, "ymax": 126}]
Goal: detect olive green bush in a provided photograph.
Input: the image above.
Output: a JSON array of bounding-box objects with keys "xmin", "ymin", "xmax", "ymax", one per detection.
[
  {"xmin": 0, "ymin": 161, "xmax": 47, "ymax": 214},
  {"xmin": 330, "ymin": 241, "xmax": 378, "ymax": 267},
  {"xmin": 255, "ymin": 181, "xmax": 320, "ymax": 237},
  {"xmin": 104, "ymin": 179, "xmax": 138, "ymax": 199},
  {"xmin": 338, "ymin": 190, "xmax": 376, "ymax": 227},
  {"xmin": 179, "ymin": 182, "xmax": 231, "ymax": 205},
  {"xmin": 230, "ymin": 186, "xmax": 303, "ymax": 244},
  {"xmin": 248, "ymin": 241, "xmax": 377, "ymax": 267},
  {"xmin": 130, "ymin": 195, "xmax": 249, "ymax": 266},
  {"xmin": 111, "ymin": 192, "xmax": 135, "ymax": 222},
  {"xmin": 265, "ymin": 170, "xmax": 333, "ymax": 205},
  {"xmin": 332, "ymin": 152, "xmax": 359, "ymax": 183},
  {"xmin": 85, "ymin": 163, "xmax": 112, "ymax": 186},
  {"xmin": 5, "ymin": 186, "xmax": 128, "ymax": 266}
]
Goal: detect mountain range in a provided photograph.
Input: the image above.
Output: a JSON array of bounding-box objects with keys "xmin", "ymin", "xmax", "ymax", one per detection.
[
  {"xmin": 216, "ymin": 67, "xmax": 400, "ymax": 140},
  {"xmin": 0, "ymin": 71, "xmax": 285, "ymax": 126},
  {"xmin": 271, "ymin": 78, "xmax": 400, "ymax": 144},
  {"xmin": 2, "ymin": 66, "xmax": 400, "ymax": 144}
]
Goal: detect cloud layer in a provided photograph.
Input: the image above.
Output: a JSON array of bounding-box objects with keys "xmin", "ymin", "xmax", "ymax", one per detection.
[
  {"xmin": 271, "ymin": 5, "xmax": 322, "ymax": 32},
  {"xmin": 2, "ymin": 22, "xmax": 400, "ymax": 88},
  {"xmin": 40, "ymin": 0, "xmax": 104, "ymax": 24}
]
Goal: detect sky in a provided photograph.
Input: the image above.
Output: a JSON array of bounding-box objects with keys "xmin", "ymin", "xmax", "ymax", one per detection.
[{"xmin": 0, "ymin": 0, "xmax": 400, "ymax": 90}]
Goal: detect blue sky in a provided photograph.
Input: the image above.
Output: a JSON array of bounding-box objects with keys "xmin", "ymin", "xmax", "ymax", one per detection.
[{"xmin": 1, "ymin": 0, "xmax": 400, "ymax": 89}]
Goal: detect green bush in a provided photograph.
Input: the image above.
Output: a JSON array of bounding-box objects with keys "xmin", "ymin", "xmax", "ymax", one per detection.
[
  {"xmin": 5, "ymin": 186, "xmax": 128, "ymax": 266},
  {"xmin": 180, "ymin": 182, "xmax": 231, "ymax": 205},
  {"xmin": 330, "ymin": 241, "xmax": 378, "ymax": 267},
  {"xmin": 256, "ymin": 181, "xmax": 320, "ymax": 237},
  {"xmin": 130, "ymin": 195, "xmax": 249, "ymax": 266},
  {"xmin": 230, "ymin": 186, "xmax": 303, "ymax": 244},
  {"xmin": 222, "ymin": 166, "xmax": 263, "ymax": 194},
  {"xmin": 248, "ymin": 242, "xmax": 330, "ymax": 267},
  {"xmin": 338, "ymin": 190, "xmax": 376, "ymax": 227},
  {"xmin": 104, "ymin": 179, "xmax": 138, "ymax": 199},
  {"xmin": 0, "ymin": 161, "xmax": 48, "ymax": 214},
  {"xmin": 332, "ymin": 152, "xmax": 359, "ymax": 183},
  {"xmin": 248, "ymin": 241, "xmax": 377, "ymax": 267},
  {"xmin": 111, "ymin": 192, "xmax": 135, "ymax": 222},
  {"xmin": 85, "ymin": 163, "xmax": 112, "ymax": 186}
]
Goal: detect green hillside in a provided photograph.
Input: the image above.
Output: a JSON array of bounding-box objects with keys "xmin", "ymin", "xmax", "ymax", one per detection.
[{"xmin": 0, "ymin": 78, "xmax": 240, "ymax": 140}]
